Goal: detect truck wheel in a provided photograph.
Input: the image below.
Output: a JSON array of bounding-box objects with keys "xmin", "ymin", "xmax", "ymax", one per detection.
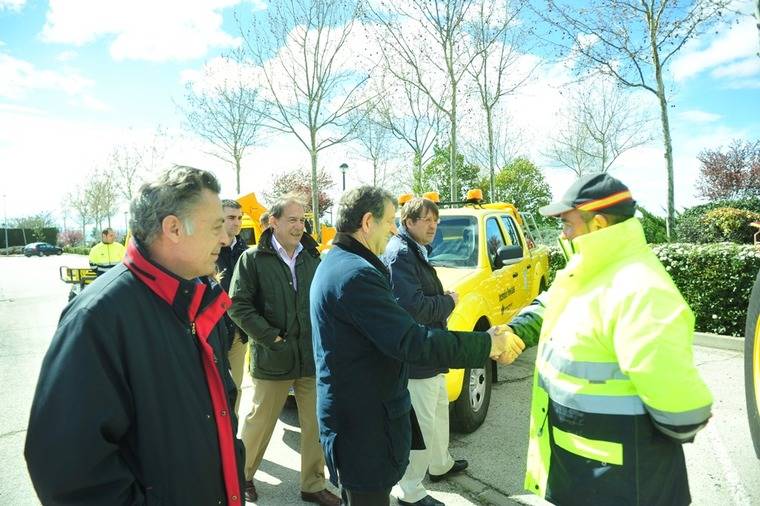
[
  {"xmin": 745, "ymin": 270, "xmax": 760, "ymax": 459},
  {"xmin": 451, "ymin": 361, "xmax": 492, "ymax": 433}
]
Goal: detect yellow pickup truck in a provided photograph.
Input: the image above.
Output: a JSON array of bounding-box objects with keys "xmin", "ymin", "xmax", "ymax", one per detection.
[{"xmin": 422, "ymin": 191, "xmax": 550, "ymax": 432}]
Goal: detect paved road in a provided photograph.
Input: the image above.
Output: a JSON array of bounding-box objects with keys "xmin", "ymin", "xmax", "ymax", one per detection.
[{"xmin": 1, "ymin": 254, "xmax": 758, "ymax": 505}]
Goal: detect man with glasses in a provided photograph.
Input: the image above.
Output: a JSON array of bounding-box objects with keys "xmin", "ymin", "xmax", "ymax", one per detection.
[
  {"xmin": 228, "ymin": 195, "xmax": 340, "ymax": 506},
  {"xmin": 383, "ymin": 197, "xmax": 465, "ymax": 506}
]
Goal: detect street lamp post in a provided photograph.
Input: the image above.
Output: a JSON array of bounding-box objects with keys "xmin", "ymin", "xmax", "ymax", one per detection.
[{"xmin": 339, "ymin": 163, "xmax": 349, "ymax": 191}]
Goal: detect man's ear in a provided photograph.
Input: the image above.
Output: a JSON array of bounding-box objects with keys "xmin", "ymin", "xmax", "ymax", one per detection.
[
  {"xmin": 161, "ymin": 215, "xmax": 183, "ymax": 244},
  {"xmin": 360, "ymin": 211, "xmax": 374, "ymax": 232},
  {"xmin": 591, "ymin": 214, "xmax": 609, "ymax": 231}
]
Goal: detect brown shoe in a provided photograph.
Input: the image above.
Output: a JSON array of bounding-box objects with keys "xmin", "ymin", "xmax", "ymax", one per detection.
[
  {"xmin": 244, "ymin": 480, "xmax": 258, "ymax": 502},
  {"xmin": 301, "ymin": 488, "xmax": 341, "ymax": 506}
]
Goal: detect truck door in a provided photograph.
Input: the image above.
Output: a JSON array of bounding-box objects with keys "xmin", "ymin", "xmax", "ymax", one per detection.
[
  {"xmin": 500, "ymin": 215, "xmax": 532, "ymax": 301},
  {"xmin": 484, "ymin": 216, "xmax": 520, "ymax": 323}
]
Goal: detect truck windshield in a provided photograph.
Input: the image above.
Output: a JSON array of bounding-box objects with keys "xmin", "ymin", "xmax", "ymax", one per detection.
[{"xmin": 429, "ymin": 216, "xmax": 478, "ymax": 268}]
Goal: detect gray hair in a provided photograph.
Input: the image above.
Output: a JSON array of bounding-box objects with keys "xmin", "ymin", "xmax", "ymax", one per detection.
[
  {"xmin": 336, "ymin": 186, "xmax": 396, "ymax": 234},
  {"xmin": 221, "ymin": 199, "xmax": 241, "ymax": 209},
  {"xmin": 269, "ymin": 194, "xmax": 307, "ymax": 219},
  {"xmin": 130, "ymin": 165, "xmax": 221, "ymax": 245}
]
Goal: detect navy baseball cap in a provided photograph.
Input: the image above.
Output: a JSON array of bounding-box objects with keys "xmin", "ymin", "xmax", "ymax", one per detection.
[{"xmin": 540, "ymin": 173, "xmax": 636, "ymax": 217}]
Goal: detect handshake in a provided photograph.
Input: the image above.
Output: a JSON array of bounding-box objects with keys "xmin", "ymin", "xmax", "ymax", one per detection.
[{"xmin": 487, "ymin": 325, "xmax": 525, "ymax": 365}]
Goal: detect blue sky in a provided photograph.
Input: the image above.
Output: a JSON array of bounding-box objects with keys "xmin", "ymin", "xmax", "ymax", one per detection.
[{"xmin": 0, "ymin": 0, "xmax": 758, "ymax": 224}]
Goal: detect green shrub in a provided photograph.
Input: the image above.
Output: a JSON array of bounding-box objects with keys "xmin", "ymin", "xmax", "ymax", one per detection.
[
  {"xmin": 63, "ymin": 246, "xmax": 90, "ymax": 255},
  {"xmin": 0, "ymin": 246, "xmax": 24, "ymax": 255},
  {"xmin": 702, "ymin": 207, "xmax": 760, "ymax": 244},
  {"xmin": 546, "ymin": 244, "xmax": 567, "ymax": 285},
  {"xmin": 653, "ymin": 243, "xmax": 760, "ymax": 336},
  {"xmin": 637, "ymin": 206, "xmax": 668, "ymax": 244},
  {"xmin": 675, "ymin": 197, "xmax": 760, "ymax": 242}
]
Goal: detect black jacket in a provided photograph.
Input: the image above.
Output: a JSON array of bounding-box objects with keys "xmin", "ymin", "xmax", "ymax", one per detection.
[
  {"xmin": 25, "ymin": 240, "xmax": 245, "ymax": 505},
  {"xmin": 311, "ymin": 233, "xmax": 491, "ymax": 491},
  {"xmin": 383, "ymin": 231, "xmax": 455, "ymax": 379},
  {"xmin": 228, "ymin": 228, "xmax": 320, "ymax": 380},
  {"xmin": 217, "ymin": 234, "xmax": 249, "ymax": 346}
]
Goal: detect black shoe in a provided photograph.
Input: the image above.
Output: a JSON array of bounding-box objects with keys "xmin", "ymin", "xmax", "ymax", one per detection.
[
  {"xmin": 429, "ymin": 459, "xmax": 468, "ymax": 482},
  {"xmin": 244, "ymin": 480, "xmax": 258, "ymax": 502},
  {"xmin": 398, "ymin": 495, "xmax": 444, "ymax": 506}
]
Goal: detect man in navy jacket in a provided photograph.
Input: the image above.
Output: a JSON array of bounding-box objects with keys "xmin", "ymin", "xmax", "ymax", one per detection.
[{"xmin": 310, "ymin": 186, "xmax": 525, "ymax": 505}]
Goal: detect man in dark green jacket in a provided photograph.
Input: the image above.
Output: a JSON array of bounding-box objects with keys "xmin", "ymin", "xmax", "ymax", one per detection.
[{"xmin": 228, "ymin": 195, "xmax": 339, "ymax": 506}]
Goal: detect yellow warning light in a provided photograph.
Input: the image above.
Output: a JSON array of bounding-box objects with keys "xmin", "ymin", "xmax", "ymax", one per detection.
[
  {"xmin": 466, "ymin": 188, "xmax": 484, "ymax": 201},
  {"xmin": 398, "ymin": 193, "xmax": 414, "ymax": 206},
  {"xmin": 422, "ymin": 191, "xmax": 440, "ymax": 203}
]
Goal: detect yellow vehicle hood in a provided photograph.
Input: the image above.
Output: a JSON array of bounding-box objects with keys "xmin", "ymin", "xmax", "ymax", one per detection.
[{"xmin": 433, "ymin": 266, "xmax": 478, "ymax": 291}]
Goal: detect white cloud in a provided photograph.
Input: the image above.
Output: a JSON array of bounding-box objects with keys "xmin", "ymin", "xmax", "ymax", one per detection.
[
  {"xmin": 711, "ymin": 57, "xmax": 760, "ymax": 79},
  {"xmin": 0, "ymin": 0, "xmax": 25, "ymax": 11},
  {"xmin": 41, "ymin": 0, "xmax": 243, "ymax": 62},
  {"xmin": 78, "ymin": 95, "xmax": 111, "ymax": 112},
  {"xmin": 56, "ymin": 50, "xmax": 77, "ymax": 62},
  {"xmin": 0, "ymin": 52, "xmax": 93, "ymax": 99},
  {"xmin": 671, "ymin": 16, "xmax": 758, "ymax": 82},
  {"xmin": 678, "ymin": 110, "xmax": 721, "ymax": 123}
]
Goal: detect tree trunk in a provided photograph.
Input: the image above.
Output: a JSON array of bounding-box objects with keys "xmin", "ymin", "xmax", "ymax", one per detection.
[
  {"xmin": 235, "ymin": 155, "xmax": 242, "ymax": 194},
  {"xmin": 310, "ymin": 145, "xmax": 321, "ymax": 237},
  {"xmin": 649, "ymin": 16, "xmax": 675, "ymax": 240},
  {"xmin": 449, "ymin": 96, "xmax": 458, "ymax": 202},
  {"xmin": 486, "ymin": 105, "xmax": 495, "ymax": 202}
]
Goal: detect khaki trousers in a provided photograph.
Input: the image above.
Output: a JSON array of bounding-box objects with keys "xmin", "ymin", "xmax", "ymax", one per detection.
[
  {"xmin": 241, "ymin": 375, "xmax": 326, "ymax": 492},
  {"xmin": 227, "ymin": 333, "xmax": 247, "ymax": 415},
  {"xmin": 394, "ymin": 374, "xmax": 455, "ymax": 503}
]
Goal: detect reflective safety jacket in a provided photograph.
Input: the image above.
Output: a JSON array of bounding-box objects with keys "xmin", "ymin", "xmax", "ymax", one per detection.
[
  {"xmin": 510, "ymin": 218, "xmax": 712, "ymax": 506},
  {"xmin": 88, "ymin": 241, "xmax": 126, "ymax": 275}
]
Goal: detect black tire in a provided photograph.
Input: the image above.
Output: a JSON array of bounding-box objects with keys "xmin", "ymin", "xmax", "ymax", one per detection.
[
  {"xmin": 451, "ymin": 360, "xmax": 493, "ymax": 433},
  {"xmin": 37, "ymin": 251, "xmax": 43, "ymax": 257},
  {"xmin": 745, "ymin": 270, "xmax": 760, "ymax": 459}
]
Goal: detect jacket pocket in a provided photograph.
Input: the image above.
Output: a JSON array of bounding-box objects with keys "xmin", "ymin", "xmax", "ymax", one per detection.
[
  {"xmin": 382, "ymin": 395, "xmax": 412, "ymax": 468},
  {"xmin": 252, "ymin": 340, "xmax": 295, "ymax": 376},
  {"xmin": 552, "ymin": 426, "xmax": 623, "ymax": 466}
]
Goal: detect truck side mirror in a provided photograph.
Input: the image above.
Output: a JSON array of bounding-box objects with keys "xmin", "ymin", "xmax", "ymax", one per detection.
[{"xmin": 494, "ymin": 244, "xmax": 523, "ymax": 269}]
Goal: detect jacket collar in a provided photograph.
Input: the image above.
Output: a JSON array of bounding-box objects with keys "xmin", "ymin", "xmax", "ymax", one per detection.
[
  {"xmin": 397, "ymin": 228, "xmax": 432, "ymax": 263},
  {"xmin": 123, "ymin": 239, "xmax": 231, "ymax": 337},
  {"xmin": 565, "ymin": 217, "xmax": 647, "ymax": 274},
  {"xmin": 333, "ymin": 232, "xmax": 391, "ymax": 281}
]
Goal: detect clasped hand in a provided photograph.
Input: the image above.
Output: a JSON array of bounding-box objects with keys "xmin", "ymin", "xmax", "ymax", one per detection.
[{"xmin": 487, "ymin": 325, "xmax": 525, "ymax": 365}]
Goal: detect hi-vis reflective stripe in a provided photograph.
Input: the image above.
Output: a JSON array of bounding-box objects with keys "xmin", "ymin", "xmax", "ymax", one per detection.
[
  {"xmin": 646, "ymin": 403, "xmax": 712, "ymax": 426},
  {"xmin": 538, "ymin": 373, "xmax": 646, "ymax": 415},
  {"xmin": 576, "ymin": 191, "xmax": 633, "ymax": 212},
  {"xmin": 541, "ymin": 343, "xmax": 629, "ymax": 383},
  {"xmin": 552, "ymin": 426, "xmax": 623, "ymax": 465}
]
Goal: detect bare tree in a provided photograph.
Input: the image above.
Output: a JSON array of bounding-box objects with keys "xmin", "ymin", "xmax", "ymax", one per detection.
[
  {"xmin": 466, "ymin": 0, "xmax": 533, "ymax": 200},
  {"xmin": 242, "ymin": 0, "xmax": 368, "ymax": 234},
  {"xmin": 374, "ymin": 72, "xmax": 444, "ymax": 192},
  {"xmin": 350, "ymin": 102, "xmax": 397, "ymax": 187},
  {"xmin": 463, "ymin": 108, "xmax": 524, "ymax": 184},
  {"xmin": 537, "ymin": 0, "xmax": 729, "ymax": 237},
  {"xmin": 66, "ymin": 186, "xmax": 91, "ymax": 243},
  {"xmin": 368, "ymin": 0, "xmax": 485, "ymax": 201},
  {"xmin": 181, "ymin": 48, "xmax": 267, "ymax": 194},
  {"xmin": 85, "ymin": 171, "xmax": 119, "ymax": 233},
  {"xmin": 546, "ymin": 82, "xmax": 651, "ymax": 176},
  {"xmin": 110, "ymin": 126, "xmax": 170, "ymax": 203}
]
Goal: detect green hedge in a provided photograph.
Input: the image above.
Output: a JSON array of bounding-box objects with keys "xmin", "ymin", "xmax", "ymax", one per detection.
[
  {"xmin": 675, "ymin": 197, "xmax": 760, "ymax": 243},
  {"xmin": 545, "ymin": 242, "xmax": 760, "ymax": 337},
  {"xmin": 653, "ymin": 243, "xmax": 760, "ymax": 336},
  {"xmin": 63, "ymin": 246, "xmax": 90, "ymax": 255}
]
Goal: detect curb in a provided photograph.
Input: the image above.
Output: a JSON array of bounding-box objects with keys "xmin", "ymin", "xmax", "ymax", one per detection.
[
  {"xmin": 449, "ymin": 474, "xmax": 523, "ymax": 506},
  {"xmin": 694, "ymin": 332, "xmax": 744, "ymax": 352}
]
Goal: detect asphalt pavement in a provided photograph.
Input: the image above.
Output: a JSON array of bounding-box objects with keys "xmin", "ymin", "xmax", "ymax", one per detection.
[{"xmin": 1, "ymin": 254, "xmax": 758, "ymax": 505}]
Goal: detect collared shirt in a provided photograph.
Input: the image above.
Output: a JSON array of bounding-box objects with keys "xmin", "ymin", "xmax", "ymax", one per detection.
[{"xmin": 271, "ymin": 234, "xmax": 304, "ymax": 291}]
